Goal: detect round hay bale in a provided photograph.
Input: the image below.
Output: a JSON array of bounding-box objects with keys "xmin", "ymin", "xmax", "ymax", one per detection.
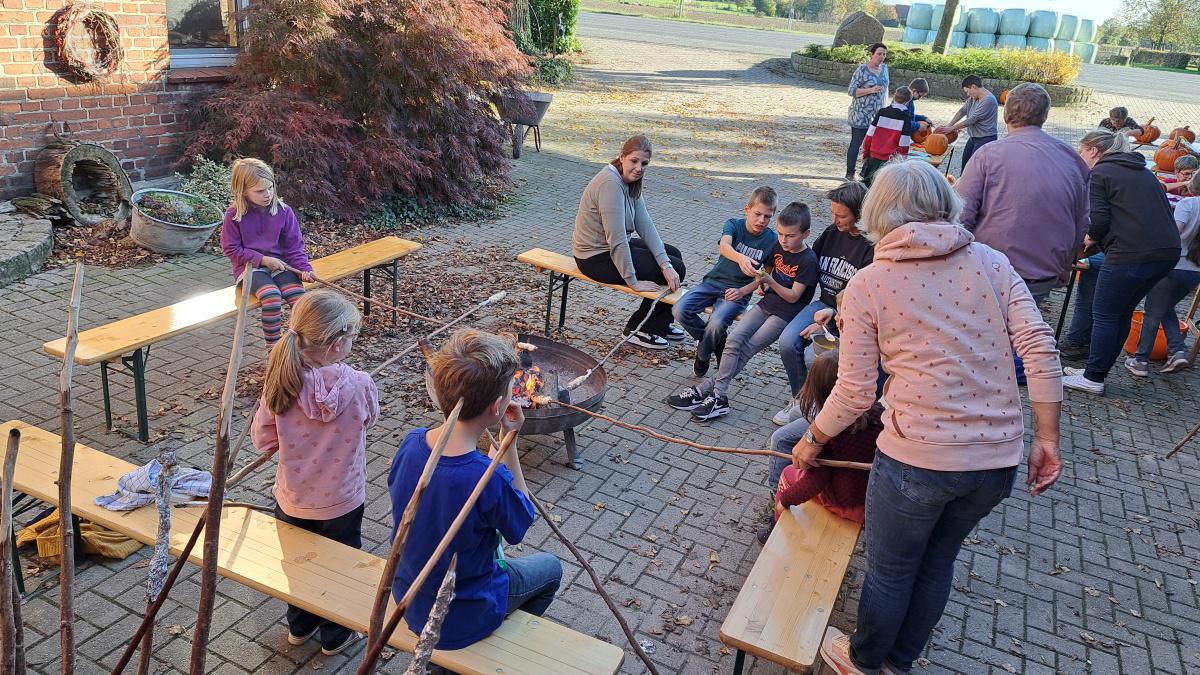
[
  {"xmin": 998, "ymin": 8, "xmax": 1029, "ymax": 35},
  {"xmin": 953, "ymin": 7, "xmax": 971, "ymax": 31},
  {"xmin": 907, "ymin": 3, "xmax": 934, "ymax": 31},
  {"xmin": 1027, "ymin": 36, "xmax": 1053, "ymax": 52},
  {"xmin": 1073, "ymin": 41, "xmax": 1096, "ymax": 64},
  {"xmin": 903, "ymin": 26, "xmax": 929, "ymax": 45},
  {"xmin": 996, "ymin": 34, "xmax": 1027, "ymax": 49},
  {"xmin": 1057, "ymin": 14, "xmax": 1079, "ymax": 41},
  {"xmin": 1053, "ymin": 39, "xmax": 1074, "ymax": 55},
  {"xmin": 930, "ymin": 5, "xmax": 944, "ymax": 31},
  {"xmin": 1076, "ymin": 19, "xmax": 1097, "ymax": 44},
  {"xmin": 967, "ymin": 7, "xmax": 999, "ymax": 34},
  {"xmin": 1027, "ymin": 10, "xmax": 1060, "ymax": 38},
  {"xmin": 33, "ymin": 142, "xmax": 132, "ymax": 226},
  {"xmin": 951, "ymin": 31, "xmax": 967, "ymax": 49},
  {"xmin": 966, "ymin": 32, "xmax": 996, "ymax": 49}
]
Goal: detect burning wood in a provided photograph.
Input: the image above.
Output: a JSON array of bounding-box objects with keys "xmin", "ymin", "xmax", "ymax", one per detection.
[{"xmin": 511, "ymin": 366, "xmax": 548, "ymax": 408}]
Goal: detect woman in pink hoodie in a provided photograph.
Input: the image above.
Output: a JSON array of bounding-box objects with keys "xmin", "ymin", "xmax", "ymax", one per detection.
[
  {"xmin": 797, "ymin": 161, "xmax": 1064, "ymax": 675},
  {"xmin": 251, "ymin": 289, "xmax": 379, "ymax": 656}
]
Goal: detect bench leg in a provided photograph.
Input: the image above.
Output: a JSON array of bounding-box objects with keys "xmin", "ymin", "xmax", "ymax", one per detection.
[
  {"xmin": 391, "ymin": 260, "xmax": 399, "ymax": 327},
  {"xmin": 362, "ymin": 268, "xmax": 372, "ymax": 318},
  {"xmin": 557, "ymin": 276, "xmax": 572, "ymax": 332},
  {"xmin": 544, "ymin": 272, "xmax": 556, "ymax": 336},
  {"xmin": 124, "ymin": 347, "xmax": 150, "ymax": 443},
  {"xmin": 10, "ymin": 524, "xmax": 23, "ymax": 596},
  {"xmin": 733, "ymin": 649, "xmax": 745, "ymax": 675},
  {"xmin": 101, "ymin": 360, "xmax": 113, "ymax": 432}
]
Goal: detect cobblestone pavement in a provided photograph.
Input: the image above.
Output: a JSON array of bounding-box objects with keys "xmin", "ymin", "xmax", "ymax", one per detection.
[{"xmin": 3, "ymin": 32, "xmax": 1200, "ymax": 675}]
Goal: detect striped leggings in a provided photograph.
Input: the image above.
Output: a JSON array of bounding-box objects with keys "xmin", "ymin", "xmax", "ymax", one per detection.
[{"xmin": 249, "ymin": 269, "xmax": 305, "ymax": 345}]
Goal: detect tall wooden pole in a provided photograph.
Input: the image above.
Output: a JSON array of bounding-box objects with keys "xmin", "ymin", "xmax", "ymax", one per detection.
[
  {"xmin": 57, "ymin": 262, "xmax": 84, "ymax": 675},
  {"xmin": 188, "ymin": 273, "xmax": 254, "ymax": 674},
  {"xmin": 931, "ymin": 0, "xmax": 960, "ymax": 54},
  {"xmin": 1, "ymin": 429, "xmax": 25, "ymax": 675}
]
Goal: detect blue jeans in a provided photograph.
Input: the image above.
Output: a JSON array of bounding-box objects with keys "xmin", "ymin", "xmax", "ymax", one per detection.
[
  {"xmin": 847, "ymin": 126, "xmax": 868, "ymax": 178},
  {"xmin": 1085, "ymin": 260, "xmax": 1176, "ymax": 381},
  {"xmin": 505, "ymin": 552, "xmax": 562, "ymax": 617},
  {"xmin": 779, "ymin": 299, "xmax": 833, "ymax": 397},
  {"xmin": 768, "ymin": 417, "xmax": 810, "ymax": 491},
  {"xmin": 1136, "ymin": 268, "xmax": 1200, "ymax": 360},
  {"xmin": 961, "ymin": 134, "xmax": 996, "ymax": 169},
  {"xmin": 1063, "ymin": 255, "xmax": 1104, "ymax": 348},
  {"xmin": 672, "ymin": 281, "xmax": 749, "ymax": 362},
  {"xmin": 850, "ymin": 452, "xmax": 1016, "ymax": 672},
  {"xmin": 703, "ymin": 305, "xmax": 789, "ymax": 398}
]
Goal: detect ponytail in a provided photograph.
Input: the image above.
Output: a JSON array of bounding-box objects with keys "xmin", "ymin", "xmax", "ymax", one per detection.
[{"xmin": 261, "ymin": 289, "xmax": 362, "ymax": 415}]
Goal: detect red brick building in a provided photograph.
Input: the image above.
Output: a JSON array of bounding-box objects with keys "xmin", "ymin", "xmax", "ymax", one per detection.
[{"xmin": 0, "ymin": 0, "xmax": 241, "ymax": 200}]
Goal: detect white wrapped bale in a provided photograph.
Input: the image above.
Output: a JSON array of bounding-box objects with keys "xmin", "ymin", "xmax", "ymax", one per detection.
[
  {"xmin": 1057, "ymin": 14, "xmax": 1079, "ymax": 41},
  {"xmin": 1053, "ymin": 39, "xmax": 1073, "ymax": 54},
  {"xmin": 907, "ymin": 3, "xmax": 934, "ymax": 31},
  {"xmin": 1027, "ymin": 36, "xmax": 1053, "ymax": 52},
  {"xmin": 996, "ymin": 35, "xmax": 1027, "ymax": 49},
  {"xmin": 903, "ymin": 26, "xmax": 929, "ymax": 45},
  {"xmin": 1077, "ymin": 19, "xmax": 1097, "ymax": 43},
  {"xmin": 1073, "ymin": 41, "xmax": 1096, "ymax": 64},
  {"xmin": 951, "ymin": 31, "xmax": 967, "ymax": 49},
  {"xmin": 967, "ymin": 7, "xmax": 999, "ymax": 34},
  {"xmin": 966, "ymin": 32, "xmax": 996, "ymax": 48},
  {"xmin": 953, "ymin": 7, "xmax": 971, "ymax": 31},
  {"xmin": 1027, "ymin": 11, "xmax": 1059, "ymax": 38},
  {"xmin": 930, "ymin": 4, "xmax": 944, "ymax": 31},
  {"xmin": 998, "ymin": 8, "xmax": 1029, "ymax": 36}
]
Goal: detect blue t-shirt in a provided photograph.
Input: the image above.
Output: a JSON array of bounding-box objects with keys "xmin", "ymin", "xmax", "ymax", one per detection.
[
  {"xmin": 755, "ymin": 243, "xmax": 819, "ymax": 321},
  {"xmin": 388, "ymin": 429, "xmax": 536, "ymax": 649},
  {"xmin": 702, "ymin": 218, "xmax": 778, "ymax": 289}
]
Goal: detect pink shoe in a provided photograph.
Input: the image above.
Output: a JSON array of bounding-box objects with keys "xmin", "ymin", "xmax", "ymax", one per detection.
[{"xmin": 820, "ymin": 626, "xmax": 867, "ymax": 675}]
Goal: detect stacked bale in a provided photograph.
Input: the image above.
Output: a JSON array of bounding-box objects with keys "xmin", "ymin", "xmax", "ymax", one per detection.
[
  {"xmin": 903, "ymin": 26, "xmax": 929, "ymax": 44},
  {"xmin": 905, "ymin": 2, "xmax": 933, "ymax": 45},
  {"xmin": 967, "ymin": 7, "xmax": 998, "ymax": 49},
  {"xmin": 1053, "ymin": 39, "xmax": 1074, "ymax": 55},
  {"xmin": 953, "ymin": 6, "xmax": 970, "ymax": 31},
  {"xmin": 1057, "ymin": 14, "xmax": 1080, "ymax": 42},
  {"xmin": 996, "ymin": 8, "xmax": 1028, "ymax": 49},
  {"xmin": 1027, "ymin": 10, "xmax": 1060, "ymax": 39},
  {"xmin": 1073, "ymin": 41, "xmax": 1096, "ymax": 63},
  {"xmin": 1077, "ymin": 18, "xmax": 1097, "ymax": 43},
  {"xmin": 951, "ymin": 31, "xmax": 967, "ymax": 49},
  {"xmin": 1027, "ymin": 36, "xmax": 1053, "ymax": 52}
]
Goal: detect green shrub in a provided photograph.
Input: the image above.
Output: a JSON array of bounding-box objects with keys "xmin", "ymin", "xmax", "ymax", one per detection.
[
  {"xmin": 176, "ymin": 155, "xmax": 233, "ymax": 208},
  {"xmin": 804, "ymin": 45, "xmax": 1080, "ymax": 85},
  {"xmin": 532, "ymin": 55, "xmax": 573, "ymax": 85},
  {"xmin": 528, "ymin": 0, "xmax": 580, "ymax": 53}
]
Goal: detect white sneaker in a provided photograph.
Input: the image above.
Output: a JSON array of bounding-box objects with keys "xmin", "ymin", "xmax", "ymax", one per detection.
[
  {"xmin": 772, "ymin": 400, "xmax": 800, "ymax": 426},
  {"xmin": 1063, "ymin": 366, "xmax": 1084, "ymax": 376},
  {"xmin": 623, "ymin": 330, "xmax": 668, "ymax": 350},
  {"xmin": 1161, "ymin": 351, "xmax": 1191, "ymax": 373},
  {"xmin": 1063, "ymin": 372, "xmax": 1104, "ymax": 394},
  {"xmin": 1124, "ymin": 357, "xmax": 1149, "ymax": 378},
  {"xmin": 820, "ymin": 626, "xmax": 866, "ymax": 674}
]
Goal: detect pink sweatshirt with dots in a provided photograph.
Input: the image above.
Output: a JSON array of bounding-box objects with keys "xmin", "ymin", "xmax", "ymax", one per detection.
[
  {"xmin": 252, "ymin": 363, "xmax": 380, "ymax": 520},
  {"xmin": 813, "ymin": 220, "xmax": 1062, "ymax": 473}
]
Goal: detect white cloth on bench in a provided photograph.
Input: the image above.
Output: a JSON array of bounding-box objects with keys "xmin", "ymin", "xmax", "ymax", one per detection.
[{"xmin": 94, "ymin": 459, "xmax": 211, "ymax": 511}]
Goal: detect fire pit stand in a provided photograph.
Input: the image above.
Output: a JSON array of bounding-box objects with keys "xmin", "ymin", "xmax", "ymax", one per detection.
[{"xmin": 514, "ymin": 333, "xmax": 606, "ymax": 469}]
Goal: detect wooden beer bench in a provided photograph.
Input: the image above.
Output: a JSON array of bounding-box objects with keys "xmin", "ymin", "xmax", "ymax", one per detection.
[
  {"xmin": 42, "ymin": 236, "xmax": 421, "ymax": 442},
  {"xmin": 719, "ymin": 502, "xmax": 862, "ymax": 674},
  {"xmin": 1, "ymin": 420, "xmax": 625, "ymax": 675},
  {"xmin": 517, "ymin": 248, "xmax": 683, "ymax": 335}
]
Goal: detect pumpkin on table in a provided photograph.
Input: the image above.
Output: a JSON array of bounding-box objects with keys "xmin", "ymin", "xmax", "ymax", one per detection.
[
  {"xmin": 1170, "ymin": 126, "xmax": 1196, "ymax": 144},
  {"xmin": 1134, "ymin": 118, "xmax": 1161, "ymax": 144},
  {"xmin": 924, "ymin": 133, "xmax": 950, "ymax": 156},
  {"xmin": 1155, "ymin": 138, "xmax": 1194, "ymax": 172},
  {"xmin": 999, "ymin": 89, "xmax": 1009, "ymax": 105},
  {"xmin": 944, "ymin": 129, "xmax": 959, "ymax": 144},
  {"xmin": 912, "ymin": 126, "xmax": 931, "ymax": 145}
]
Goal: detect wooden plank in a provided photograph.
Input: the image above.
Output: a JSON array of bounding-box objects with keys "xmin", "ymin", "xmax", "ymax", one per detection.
[
  {"xmin": 43, "ymin": 237, "xmax": 422, "ymax": 365},
  {"xmin": 1, "ymin": 421, "xmax": 624, "ymax": 675},
  {"xmin": 517, "ymin": 248, "xmax": 684, "ymax": 305},
  {"xmin": 718, "ymin": 502, "xmax": 861, "ymax": 671}
]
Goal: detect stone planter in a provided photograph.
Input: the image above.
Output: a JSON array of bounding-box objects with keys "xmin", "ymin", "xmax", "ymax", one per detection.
[
  {"xmin": 130, "ymin": 189, "xmax": 222, "ymax": 255},
  {"xmin": 789, "ymin": 54, "xmax": 1093, "ymax": 107}
]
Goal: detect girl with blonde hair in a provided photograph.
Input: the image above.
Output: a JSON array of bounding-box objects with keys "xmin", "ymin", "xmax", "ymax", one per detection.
[
  {"xmin": 251, "ymin": 289, "xmax": 379, "ymax": 655},
  {"xmin": 220, "ymin": 158, "xmax": 317, "ymax": 345}
]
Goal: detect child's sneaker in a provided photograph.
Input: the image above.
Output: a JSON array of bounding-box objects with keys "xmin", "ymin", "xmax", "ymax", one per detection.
[
  {"xmin": 820, "ymin": 626, "xmax": 866, "ymax": 674},
  {"xmin": 691, "ymin": 394, "xmax": 730, "ymax": 421},
  {"xmin": 693, "ymin": 356, "xmax": 711, "ymax": 378},
  {"xmin": 1124, "ymin": 356, "xmax": 1149, "ymax": 378},
  {"xmin": 321, "ymin": 631, "xmax": 362, "ymax": 656},
  {"xmin": 664, "ymin": 324, "xmax": 688, "ymax": 341},
  {"xmin": 624, "ymin": 330, "xmax": 668, "ymax": 350},
  {"xmin": 287, "ymin": 625, "xmax": 319, "ymax": 646},
  {"xmin": 668, "ymin": 385, "xmax": 708, "ymax": 410},
  {"xmin": 772, "ymin": 398, "xmax": 801, "ymax": 426},
  {"xmin": 1063, "ymin": 371, "xmax": 1104, "ymax": 394},
  {"xmin": 1161, "ymin": 351, "xmax": 1190, "ymax": 373}
]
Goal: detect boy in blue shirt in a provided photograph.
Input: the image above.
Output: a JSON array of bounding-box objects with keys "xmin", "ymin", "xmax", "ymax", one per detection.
[
  {"xmin": 673, "ymin": 186, "xmax": 779, "ymax": 377},
  {"xmin": 388, "ymin": 329, "xmax": 561, "ymax": 649}
]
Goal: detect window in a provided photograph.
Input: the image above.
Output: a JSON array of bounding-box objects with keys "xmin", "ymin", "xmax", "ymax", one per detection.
[{"xmin": 167, "ymin": 0, "xmax": 248, "ymax": 68}]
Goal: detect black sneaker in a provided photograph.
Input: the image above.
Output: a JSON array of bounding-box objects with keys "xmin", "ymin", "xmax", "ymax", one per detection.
[
  {"xmin": 321, "ymin": 631, "xmax": 362, "ymax": 656},
  {"xmin": 624, "ymin": 330, "xmax": 669, "ymax": 350},
  {"xmin": 691, "ymin": 394, "xmax": 730, "ymax": 421},
  {"xmin": 693, "ymin": 356, "xmax": 710, "ymax": 377},
  {"xmin": 668, "ymin": 385, "xmax": 708, "ymax": 410},
  {"xmin": 664, "ymin": 324, "xmax": 687, "ymax": 341}
]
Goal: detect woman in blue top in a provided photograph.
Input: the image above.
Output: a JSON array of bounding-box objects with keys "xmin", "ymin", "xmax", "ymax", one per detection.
[{"xmin": 845, "ymin": 43, "xmax": 889, "ymax": 181}]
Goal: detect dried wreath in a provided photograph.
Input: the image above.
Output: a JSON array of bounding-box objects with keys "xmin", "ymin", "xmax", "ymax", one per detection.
[{"xmin": 53, "ymin": 4, "xmax": 124, "ymax": 81}]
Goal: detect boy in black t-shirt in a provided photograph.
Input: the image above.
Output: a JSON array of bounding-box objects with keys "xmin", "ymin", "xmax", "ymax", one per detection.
[{"xmin": 668, "ymin": 202, "xmax": 818, "ymax": 421}]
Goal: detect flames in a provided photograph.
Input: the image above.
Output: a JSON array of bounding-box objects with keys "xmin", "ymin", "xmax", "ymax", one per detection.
[{"xmin": 512, "ymin": 366, "xmax": 547, "ymax": 408}]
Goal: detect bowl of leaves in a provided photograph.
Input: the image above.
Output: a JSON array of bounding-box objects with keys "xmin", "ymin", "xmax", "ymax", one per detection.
[{"xmin": 130, "ymin": 188, "xmax": 223, "ymax": 255}]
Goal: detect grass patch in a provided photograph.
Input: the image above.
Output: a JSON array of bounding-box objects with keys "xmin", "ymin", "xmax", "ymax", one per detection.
[{"xmin": 1129, "ymin": 63, "xmax": 1200, "ymax": 76}]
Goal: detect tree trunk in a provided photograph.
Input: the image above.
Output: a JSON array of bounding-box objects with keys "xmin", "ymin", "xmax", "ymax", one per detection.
[{"xmin": 931, "ymin": 0, "xmax": 959, "ymax": 55}]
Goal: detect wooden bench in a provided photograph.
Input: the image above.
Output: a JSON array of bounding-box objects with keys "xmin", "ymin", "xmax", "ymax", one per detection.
[
  {"xmin": 517, "ymin": 248, "xmax": 684, "ymax": 335},
  {"xmin": 43, "ymin": 237, "xmax": 421, "ymax": 442},
  {"xmin": 719, "ymin": 502, "xmax": 861, "ymax": 674},
  {"xmin": 1, "ymin": 420, "xmax": 625, "ymax": 675}
]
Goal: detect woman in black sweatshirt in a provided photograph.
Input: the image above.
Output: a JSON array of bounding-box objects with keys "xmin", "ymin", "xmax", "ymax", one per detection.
[{"xmin": 1063, "ymin": 130, "xmax": 1181, "ymax": 394}]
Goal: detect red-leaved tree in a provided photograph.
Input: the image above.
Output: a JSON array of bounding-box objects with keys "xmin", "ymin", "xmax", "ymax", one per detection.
[{"xmin": 182, "ymin": 0, "xmax": 532, "ymax": 214}]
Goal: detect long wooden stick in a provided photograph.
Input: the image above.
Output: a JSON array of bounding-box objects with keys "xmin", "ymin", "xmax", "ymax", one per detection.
[
  {"xmin": 188, "ymin": 272, "xmax": 255, "ymax": 675},
  {"xmin": 547, "ymin": 400, "xmax": 872, "ymax": 470},
  {"xmin": 366, "ymin": 399, "xmax": 463, "ymax": 653},
  {"xmin": 58, "ymin": 261, "xmax": 83, "ymax": 675},
  {"xmin": 356, "ymin": 429, "xmax": 517, "ymax": 675},
  {"xmin": 566, "ymin": 288, "xmax": 672, "ymax": 390},
  {"xmin": 1, "ymin": 429, "xmax": 23, "ymax": 675},
  {"xmin": 402, "ymin": 555, "xmax": 457, "ymax": 675},
  {"xmin": 285, "ymin": 266, "xmax": 445, "ymax": 326},
  {"xmin": 137, "ymin": 448, "xmax": 175, "ymax": 675},
  {"xmin": 370, "ymin": 291, "xmax": 507, "ymax": 377},
  {"xmin": 1165, "ymin": 420, "xmax": 1200, "ymax": 459}
]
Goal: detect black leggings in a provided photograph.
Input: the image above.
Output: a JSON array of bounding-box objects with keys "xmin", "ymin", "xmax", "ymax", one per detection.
[{"xmin": 576, "ymin": 239, "xmax": 687, "ymax": 336}]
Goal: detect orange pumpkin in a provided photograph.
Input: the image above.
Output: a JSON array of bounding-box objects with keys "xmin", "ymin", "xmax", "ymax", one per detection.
[
  {"xmin": 999, "ymin": 89, "xmax": 1009, "ymax": 105},
  {"xmin": 924, "ymin": 133, "xmax": 949, "ymax": 156},
  {"xmin": 1155, "ymin": 138, "xmax": 1193, "ymax": 172},
  {"xmin": 911, "ymin": 126, "xmax": 930, "ymax": 144},
  {"xmin": 1135, "ymin": 117, "xmax": 1161, "ymax": 144},
  {"xmin": 1170, "ymin": 126, "xmax": 1196, "ymax": 143},
  {"xmin": 944, "ymin": 129, "xmax": 959, "ymax": 144}
]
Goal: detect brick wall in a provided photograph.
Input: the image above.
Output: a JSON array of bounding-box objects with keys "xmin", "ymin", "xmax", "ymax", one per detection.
[{"xmin": 0, "ymin": 0, "xmax": 217, "ymax": 200}]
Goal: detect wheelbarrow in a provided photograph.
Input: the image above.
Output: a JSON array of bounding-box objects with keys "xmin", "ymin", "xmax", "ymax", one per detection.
[{"xmin": 502, "ymin": 92, "xmax": 553, "ymax": 159}]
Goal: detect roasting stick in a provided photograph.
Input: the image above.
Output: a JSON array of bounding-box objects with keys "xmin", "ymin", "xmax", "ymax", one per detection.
[
  {"xmin": 283, "ymin": 264, "xmax": 446, "ymax": 326},
  {"xmin": 1165, "ymin": 420, "xmax": 1200, "ymax": 459},
  {"xmin": 540, "ymin": 398, "xmax": 873, "ymax": 470},
  {"xmin": 566, "ymin": 288, "xmax": 672, "ymax": 390},
  {"xmin": 370, "ymin": 291, "xmax": 507, "ymax": 377}
]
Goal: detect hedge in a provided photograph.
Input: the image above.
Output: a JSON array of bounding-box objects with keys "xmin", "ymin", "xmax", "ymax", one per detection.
[{"xmin": 804, "ymin": 44, "xmax": 1081, "ymax": 86}]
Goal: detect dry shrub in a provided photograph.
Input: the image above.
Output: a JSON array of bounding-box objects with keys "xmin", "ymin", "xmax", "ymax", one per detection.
[{"xmin": 998, "ymin": 49, "xmax": 1081, "ymax": 86}]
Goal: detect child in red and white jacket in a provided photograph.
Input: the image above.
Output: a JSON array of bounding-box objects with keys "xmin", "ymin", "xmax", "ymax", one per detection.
[
  {"xmin": 861, "ymin": 87, "xmax": 915, "ymax": 186},
  {"xmin": 761, "ymin": 348, "xmax": 881, "ymax": 543}
]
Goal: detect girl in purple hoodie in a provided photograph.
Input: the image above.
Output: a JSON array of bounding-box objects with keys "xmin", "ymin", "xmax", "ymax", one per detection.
[
  {"xmin": 220, "ymin": 158, "xmax": 316, "ymax": 345},
  {"xmin": 251, "ymin": 289, "xmax": 379, "ymax": 655}
]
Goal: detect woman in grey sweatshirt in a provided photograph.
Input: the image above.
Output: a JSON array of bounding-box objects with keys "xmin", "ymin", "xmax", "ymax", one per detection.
[{"xmin": 573, "ymin": 135, "xmax": 686, "ymax": 348}]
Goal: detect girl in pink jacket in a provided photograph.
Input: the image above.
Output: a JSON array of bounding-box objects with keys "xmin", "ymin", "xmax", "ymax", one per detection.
[{"xmin": 251, "ymin": 289, "xmax": 379, "ymax": 656}]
